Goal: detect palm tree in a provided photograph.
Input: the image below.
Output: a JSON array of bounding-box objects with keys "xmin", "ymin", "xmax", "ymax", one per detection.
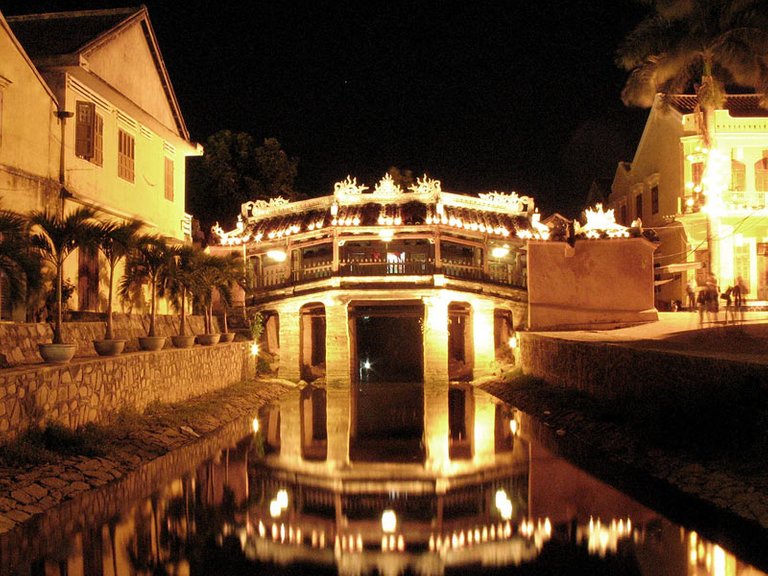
[
  {"xmin": 161, "ymin": 243, "xmax": 199, "ymax": 347},
  {"xmin": 0, "ymin": 207, "xmax": 41, "ymax": 320},
  {"xmin": 617, "ymin": 0, "xmax": 768, "ymax": 139},
  {"xmin": 120, "ymin": 235, "xmax": 171, "ymax": 345},
  {"xmin": 95, "ymin": 219, "xmax": 143, "ymax": 342},
  {"xmin": 28, "ymin": 207, "xmax": 99, "ymax": 346},
  {"xmin": 188, "ymin": 252, "xmax": 226, "ymax": 340},
  {"xmin": 212, "ymin": 252, "xmax": 244, "ymax": 340}
]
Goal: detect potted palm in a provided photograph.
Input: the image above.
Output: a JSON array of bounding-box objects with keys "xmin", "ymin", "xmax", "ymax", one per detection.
[
  {"xmin": 189, "ymin": 252, "xmax": 223, "ymax": 346},
  {"xmin": 120, "ymin": 235, "xmax": 171, "ymax": 351},
  {"xmin": 93, "ymin": 219, "xmax": 142, "ymax": 356},
  {"xmin": 28, "ymin": 207, "xmax": 99, "ymax": 364},
  {"xmin": 162, "ymin": 244, "xmax": 198, "ymax": 348},
  {"xmin": 213, "ymin": 252, "xmax": 244, "ymax": 343}
]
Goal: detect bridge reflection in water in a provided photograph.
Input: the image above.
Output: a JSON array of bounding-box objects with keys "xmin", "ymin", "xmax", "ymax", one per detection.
[{"xmin": 1, "ymin": 387, "xmax": 765, "ymax": 576}]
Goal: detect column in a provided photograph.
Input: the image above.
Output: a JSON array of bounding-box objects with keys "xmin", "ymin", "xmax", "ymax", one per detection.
[
  {"xmin": 472, "ymin": 389, "xmax": 496, "ymax": 466},
  {"xmin": 324, "ymin": 297, "xmax": 351, "ymax": 466},
  {"xmin": 422, "ymin": 295, "xmax": 449, "ymax": 471},
  {"xmin": 472, "ymin": 299, "xmax": 496, "ymax": 380},
  {"xmin": 276, "ymin": 301, "xmax": 301, "ymax": 382}
]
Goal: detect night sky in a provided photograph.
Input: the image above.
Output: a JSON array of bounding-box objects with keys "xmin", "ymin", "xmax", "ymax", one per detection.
[{"xmin": 2, "ymin": 1, "xmax": 652, "ymax": 217}]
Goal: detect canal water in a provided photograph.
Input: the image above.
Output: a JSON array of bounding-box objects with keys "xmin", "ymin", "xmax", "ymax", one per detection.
[{"xmin": 1, "ymin": 386, "xmax": 766, "ymax": 576}]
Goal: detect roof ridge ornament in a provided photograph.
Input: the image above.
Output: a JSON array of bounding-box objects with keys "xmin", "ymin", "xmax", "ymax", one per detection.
[
  {"xmin": 477, "ymin": 191, "xmax": 527, "ymax": 213},
  {"xmin": 333, "ymin": 176, "xmax": 368, "ymax": 201},
  {"xmin": 408, "ymin": 174, "xmax": 442, "ymax": 195},
  {"xmin": 241, "ymin": 197, "xmax": 290, "ymax": 219},
  {"xmin": 372, "ymin": 173, "xmax": 403, "ymax": 197}
]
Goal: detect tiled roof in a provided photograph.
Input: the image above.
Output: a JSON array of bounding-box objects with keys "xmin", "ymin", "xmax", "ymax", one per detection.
[
  {"xmin": 244, "ymin": 200, "xmax": 532, "ymax": 243},
  {"xmin": 667, "ymin": 94, "xmax": 768, "ymax": 117},
  {"xmin": 6, "ymin": 7, "xmax": 141, "ymax": 57}
]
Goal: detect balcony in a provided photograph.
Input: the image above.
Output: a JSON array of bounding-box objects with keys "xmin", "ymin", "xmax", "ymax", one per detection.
[{"xmin": 253, "ymin": 254, "xmax": 525, "ymax": 295}]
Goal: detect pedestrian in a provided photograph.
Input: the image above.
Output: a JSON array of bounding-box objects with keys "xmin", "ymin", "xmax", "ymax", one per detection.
[
  {"xmin": 697, "ymin": 286, "xmax": 708, "ymax": 326},
  {"xmin": 686, "ymin": 280, "xmax": 696, "ymax": 311},
  {"xmin": 706, "ymin": 277, "xmax": 719, "ymax": 324}
]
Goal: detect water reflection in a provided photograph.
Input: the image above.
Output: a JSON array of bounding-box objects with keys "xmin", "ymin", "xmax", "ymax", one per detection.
[{"xmin": 1, "ymin": 386, "xmax": 765, "ymax": 576}]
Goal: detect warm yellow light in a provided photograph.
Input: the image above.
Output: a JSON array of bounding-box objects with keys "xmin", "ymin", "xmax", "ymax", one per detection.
[
  {"xmin": 266, "ymin": 249, "xmax": 287, "ymax": 262},
  {"xmin": 381, "ymin": 510, "xmax": 397, "ymax": 533},
  {"xmin": 379, "ymin": 229, "xmax": 394, "ymax": 242},
  {"xmin": 276, "ymin": 489, "xmax": 289, "ymax": 509},
  {"xmin": 495, "ymin": 489, "xmax": 513, "ymax": 520},
  {"xmin": 491, "ymin": 246, "xmax": 510, "ymax": 258},
  {"xmin": 269, "ymin": 499, "xmax": 282, "ymax": 518},
  {"xmin": 686, "ymin": 197, "xmax": 694, "ymax": 207},
  {"xmin": 252, "ymin": 417, "xmax": 260, "ymax": 434},
  {"xmin": 509, "ymin": 419, "xmax": 519, "ymax": 435},
  {"xmin": 250, "ymin": 342, "xmax": 259, "ymax": 356},
  {"xmin": 508, "ymin": 335, "xmax": 517, "ymax": 349}
]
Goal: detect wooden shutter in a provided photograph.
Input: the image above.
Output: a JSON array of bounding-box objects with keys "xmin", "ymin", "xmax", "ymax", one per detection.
[{"xmin": 75, "ymin": 101, "xmax": 96, "ymax": 159}]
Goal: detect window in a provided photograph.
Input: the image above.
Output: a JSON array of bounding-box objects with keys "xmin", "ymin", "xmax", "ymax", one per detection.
[
  {"xmin": 651, "ymin": 185, "xmax": 659, "ymax": 214},
  {"xmin": 118, "ymin": 129, "xmax": 135, "ymax": 182},
  {"xmin": 731, "ymin": 159, "xmax": 746, "ymax": 191},
  {"xmin": 164, "ymin": 157, "xmax": 174, "ymax": 201},
  {"xmin": 93, "ymin": 114, "xmax": 103, "ymax": 166},
  {"xmin": 635, "ymin": 193, "xmax": 643, "ymax": 221},
  {"xmin": 75, "ymin": 101, "xmax": 95, "ymax": 159},
  {"xmin": 755, "ymin": 156, "xmax": 768, "ymax": 191}
]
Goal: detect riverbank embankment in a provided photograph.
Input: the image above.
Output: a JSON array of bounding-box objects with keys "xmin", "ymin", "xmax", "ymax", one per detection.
[{"xmin": 0, "ymin": 377, "xmax": 290, "ymax": 552}]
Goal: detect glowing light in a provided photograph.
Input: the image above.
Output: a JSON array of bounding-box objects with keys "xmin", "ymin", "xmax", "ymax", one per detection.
[
  {"xmin": 580, "ymin": 204, "xmax": 629, "ymax": 238},
  {"xmin": 266, "ymin": 249, "xmax": 287, "ymax": 262},
  {"xmin": 276, "ymin": 489, "xmax": 289, "ymax": 509},
  {"xmin": 508, "ymin": 334, "xmax": 517, "ymax": 349},
  {"xmin": 492, "ymin": 246, "xmax": 510, "ymax": 258},
  {"xmin": 269, "ymin": 499, "xmax": 282, "ymax": 518},
  {"xmin": 379, "ymin": 229, "xmax": 394, "ymax": 242},
  {"xmin": 250, "ymin": 342, "xmax": 259, "ymax": 356},
  {"xmin": 509, "ymin": 418, "xmax": 519, "ymax": 436},
  {"xmin": 381, "ymin": 510, "xmax": 397, "ymax": 533},
  {"xmin": 363, "ymin": 359, "xmax": 371, "ymax": 370},
  {"xmin": 495, "ymin": 489, "xmax": 513, "ymax": 520},
  {"xmin": 252, "ymin": 417, "xmax": 260, "ymax": 434}
]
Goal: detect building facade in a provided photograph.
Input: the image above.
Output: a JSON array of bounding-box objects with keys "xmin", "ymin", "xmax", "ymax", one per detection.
[
  {"xmin": 609, "ymin": 93, "xmax": 768, "ymax": 308},
  {"xmin": 1, "ymin": 7, "xmax": 200, "ymax": 319}
]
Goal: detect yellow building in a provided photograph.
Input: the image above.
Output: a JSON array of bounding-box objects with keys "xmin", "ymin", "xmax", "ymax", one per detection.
[
  {"xmin": 4, "ymin": 6, "xmax": 201, "ymax": 315},
  {"xmin": 0, "ymin": 11, "xmax": 61, "ymax": 319},
  {"xmin": 609, "ymin": 93, "xmax": 768, "ymax": 308}
]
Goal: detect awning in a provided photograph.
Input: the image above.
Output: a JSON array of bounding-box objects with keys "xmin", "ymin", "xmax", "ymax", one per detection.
[{"xmin": 655, "ymin": 261, "xmax": 703, "ymax": 274}]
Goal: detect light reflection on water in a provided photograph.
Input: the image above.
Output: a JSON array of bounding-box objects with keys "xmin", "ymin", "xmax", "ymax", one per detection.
[{"xmin": 1, "ymin": 386, "xmax": 766, "ymax": 576}]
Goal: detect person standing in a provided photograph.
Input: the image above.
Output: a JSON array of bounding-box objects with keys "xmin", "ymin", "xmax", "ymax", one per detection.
[{"xmin": 686, "ymin": 280, "xmax": 696, "ymax": 311}]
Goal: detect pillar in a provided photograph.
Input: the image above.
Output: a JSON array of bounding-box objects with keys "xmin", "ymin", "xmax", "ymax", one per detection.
[
  {"xmin": 422, "ymin": 295, "xmax": 449, "ymax": 470},
  {"xmin": 276, "ymin": 301, "xmax": 302, "ymax": 382},
  {"xmin": 324, "ymin": 297, "xmax": 351, "ymax": 466},
  {"xmin": 472, "ymin": 299, "xmax": 496, "ymax": 380},
  {"xmin": 472, "ymin": 388, "xmax": 496, "ymax": 466}
]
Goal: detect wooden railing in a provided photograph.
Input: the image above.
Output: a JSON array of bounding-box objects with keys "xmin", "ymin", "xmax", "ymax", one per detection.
[{"xmin": 255, "ymin": 257, "xmax": 526, "ymax": 292}]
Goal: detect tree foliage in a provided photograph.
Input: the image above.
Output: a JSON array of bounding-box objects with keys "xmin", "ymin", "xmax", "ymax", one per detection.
[
  {"xmin": 617, "ymin": 0, "xmax": 768, "ymax": 109},
  {"xmin": 188, "ymin": 131, "xmax": 300, "ymax": 235}
]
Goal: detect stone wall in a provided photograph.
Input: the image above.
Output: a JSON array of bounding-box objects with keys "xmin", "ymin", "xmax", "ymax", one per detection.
[
  {"xmin": 0, "ymin": 341, "xmax": 250, "ymax": 440},
  {"xmin": 520, "ymin": 332, "xmax": 768, "ymax": 405},
  {"xmin": 526, "ymin": 238, "xmax": 658, "ymax": 330},
  {"xmin": 0, "ymin": 314, "xmax": 221, "ymax": 367}
]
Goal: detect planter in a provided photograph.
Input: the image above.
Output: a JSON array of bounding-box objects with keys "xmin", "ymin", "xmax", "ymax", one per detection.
[
  {"xmin": 93, "ymin": 339, "xmax": 126, "ymax": 357},
  {"xmin": 219, "ymin": 332, "xmax": 236, "ymax": 343},
  {"xmin": 196, "ymin": 333, "xmax": 221, "ymax": 346},
  {"xmin": 138, "ymin": 336, "xmax": 167, "ymax": 351},
  {"xmin": 39, "ymin": 343, "xmax": 76, "ymax": 364},
  {"xmin": 171, "ymin": 334, "xmax": 196, "ymax": 349}
]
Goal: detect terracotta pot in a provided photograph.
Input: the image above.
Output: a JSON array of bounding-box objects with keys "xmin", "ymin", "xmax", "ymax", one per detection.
[
  {"xmin": 38, "ymin": 343, "xmax": 76, "ymax": 364},
  {"xmin": 138, "ymin": 336, "xmax": 167, "ymax": 351},
  {"xmin": 219, "ymin": 332, "xmax": 236, "ymax": 343},
  {"xmin": 196, "ymin": 333, "xmax": 221, "ymax": 346},
  {"xmin": 171, "ymin": 335, "xmax": 196, "ymax": 348},
  {"xmin": 93, "ymin": 339, "xmax": 126, "ymax": 356}
]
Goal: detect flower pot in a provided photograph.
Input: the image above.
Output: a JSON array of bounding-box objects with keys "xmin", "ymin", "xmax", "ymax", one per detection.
[
  {"xmin": 39, "ymin": 343, "xmax": 76, "ymax": 364},
  {"xmin": 138, "ymin": 336, "xmax": 167, "ymax": 351},
  {"xmin": 196, "ymin": 333, "xmax": 221, "ymax": 346},
  {"xmin": 219, "ymin": 332, "xmax": 236, "ymax": 343},
  {"xmin": 171, "ymin": 335, "xmax": 196, "ymax": 349},
  {"xmin": 93, "ymin": 339, "xmax": 126, "ymax": 357}
]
